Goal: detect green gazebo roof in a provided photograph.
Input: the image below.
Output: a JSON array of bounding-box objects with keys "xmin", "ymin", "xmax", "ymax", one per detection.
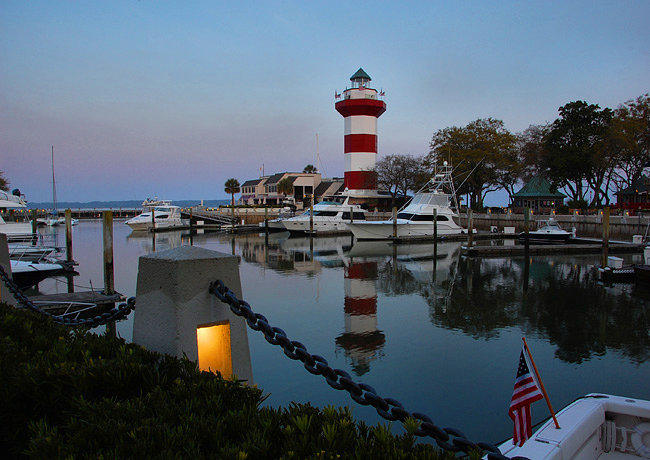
[
  {"xmin": 350, "ymin": 68, "xmax": 371, "ymax": 81},
  {"xmin": 513, "ymin": 176, "xmax": 565, "ymax": 198}
]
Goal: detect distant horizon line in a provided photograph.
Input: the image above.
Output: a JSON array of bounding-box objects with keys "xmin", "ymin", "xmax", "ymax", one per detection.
[{"xmin": 24, "ymin": 198, "xmax": 230, "ymax": 209}]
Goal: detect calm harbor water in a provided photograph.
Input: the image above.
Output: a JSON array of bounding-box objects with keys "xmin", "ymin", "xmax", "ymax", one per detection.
[{"xmin": 33, "ymin": 220, "xmax": 650, "ymax": 446}]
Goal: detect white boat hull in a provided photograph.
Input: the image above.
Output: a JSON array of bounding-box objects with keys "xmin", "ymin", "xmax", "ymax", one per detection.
[
  {"xmin": 282, "ymin": 218, "xmax": 353, "ymax": 233},
  {"xmin": 125, "ymin": 206, "xmax": 184, "ymax": 232},
  {"xmin": 10, "ymin": 260, "xmax": 66, "ymax": 288},
  {"xmin": 348, "ymin": 219, "xmax": 465, "ymax": 240},
  {"xmin": 126, "ymin": 220, "xmax": 184, "ymax": 231},
  {"xmin": 497, "ymin": 394, "xmax": 650, "ymax": 459}
]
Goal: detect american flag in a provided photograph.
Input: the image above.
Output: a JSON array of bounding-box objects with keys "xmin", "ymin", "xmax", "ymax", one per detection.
[{"xmin": 508, "ymin": 347, "xmax": 543, "ymax": 446}]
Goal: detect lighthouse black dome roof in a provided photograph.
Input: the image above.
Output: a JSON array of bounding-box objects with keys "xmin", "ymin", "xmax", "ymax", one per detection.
[{"xmin": 350, "ymin": 68, "xmax": 371, "ymax": 81}]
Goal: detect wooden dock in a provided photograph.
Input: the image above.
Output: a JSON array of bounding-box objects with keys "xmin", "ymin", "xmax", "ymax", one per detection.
[{"xmin": 461, "ymin": 242, "xmax": 644, "ymax": 258}]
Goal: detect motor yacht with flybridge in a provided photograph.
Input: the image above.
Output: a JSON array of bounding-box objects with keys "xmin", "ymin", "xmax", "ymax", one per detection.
[
  {"xmin": 280, "ymin": 195, "xmax": 368, "ymax": 234},
  {"xmin": 346, "ymin": 161, "xmax": 465, "ymax": 240},
  {"xmin": 125, "ymin": 204, "xmax": 184, "ymax": 231},
  {"xmin": 0, "ymin": 189, "xmax": 33, "ymax": 240}
]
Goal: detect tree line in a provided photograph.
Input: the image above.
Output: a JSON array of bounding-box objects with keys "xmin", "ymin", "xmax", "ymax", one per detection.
[{"xmin": 376, "ymin": 93, "xmax": 649, "ymax": 210}]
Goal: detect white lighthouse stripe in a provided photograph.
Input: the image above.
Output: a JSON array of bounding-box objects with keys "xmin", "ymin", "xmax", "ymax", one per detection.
[
  {"xmin": 344, "ymin": 278, "xmax": 377, "ymax": 297},
  {"xmin": 344, "ymin": 116, "xmax": 377, "ymax": 135},
  {"xmin": 345, "ymin": 315, "xmax": 378, "ymax": 333},
  {"xmin": 345, "ymin": 153, "xmax": 376, "ymax": 172}
]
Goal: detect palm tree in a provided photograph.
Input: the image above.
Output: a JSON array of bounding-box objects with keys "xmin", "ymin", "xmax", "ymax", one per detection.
[
  {"xmin": 277, "ymin": 177, "xmax": 294, "ymax": 200},
  {"xmin": 224, "ymin": 178, "xmax": 240, "ymax": 208},
  {"xmin": 0, "ymin": 170, "xmax": 9, "ymax": 192}
]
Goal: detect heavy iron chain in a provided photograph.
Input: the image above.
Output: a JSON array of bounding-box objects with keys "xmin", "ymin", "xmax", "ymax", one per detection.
[
  {"xmin": 210, "ymin": 279, "xmax": 520, "ymax": 460},
  {"xmin": 0, "ymin": 263, "xmax": 135, "ymax": 328}
]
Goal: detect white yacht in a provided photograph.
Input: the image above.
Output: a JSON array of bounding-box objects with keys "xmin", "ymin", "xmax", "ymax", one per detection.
[
  {"xmin": 281, "ymin": 196, "xmax": 368, "ymax": 234},
  {"xmin": 347, "ymin": 162, "xmax": 465, "ymax": 240},
  {"xmin": 125, "ymin": 205, "xmax": 184, "ymax": 231},
  {"xmin": 496, "ymin": 393, "xmax": 650, "ymax": 459},
  {"xmin": 0, "ymin": 190, "xmax": 33, "ymax": 239}
]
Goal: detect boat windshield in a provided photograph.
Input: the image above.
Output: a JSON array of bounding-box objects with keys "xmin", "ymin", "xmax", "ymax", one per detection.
[
  {"xmin": 538, "ymin": 219, "xmax": 562, "ymax": 230},
  {"xmin": 410, "ymin": 193, "xmax": 450, "ymax": 207}
]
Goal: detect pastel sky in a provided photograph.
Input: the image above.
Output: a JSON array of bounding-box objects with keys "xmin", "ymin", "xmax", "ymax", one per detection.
[{"xmin": 1, "ymin": 1, "xmax": 648, "ymax": 204}]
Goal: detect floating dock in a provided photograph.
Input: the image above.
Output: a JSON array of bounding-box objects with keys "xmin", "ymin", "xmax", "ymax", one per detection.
[{"xmin": 461, "ymin": 242, "xmax": 644, "ymax": 258}]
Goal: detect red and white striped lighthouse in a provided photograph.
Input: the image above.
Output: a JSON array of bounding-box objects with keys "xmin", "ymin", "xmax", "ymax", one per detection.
[{"xmin": 335, "ymin": 68, "xmax": 386, "ymax": 196}]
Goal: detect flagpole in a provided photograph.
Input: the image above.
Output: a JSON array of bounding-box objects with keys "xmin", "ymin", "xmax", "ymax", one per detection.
[{"xmin": 522, "ymin": 337, "xmax": 560, "ymax": 429}]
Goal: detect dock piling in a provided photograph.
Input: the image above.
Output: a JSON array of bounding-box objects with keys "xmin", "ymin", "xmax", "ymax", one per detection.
[
  {"xmin": 102, "ymin": 211, "xmax": 116, "ymax": 337},
  {"xmin": 65, "ymin": 209, "xmax": 74, "ymax": 293},
  {"xmin": 602, "ymin": 207, "xmax": 610, "ymax": 267}
]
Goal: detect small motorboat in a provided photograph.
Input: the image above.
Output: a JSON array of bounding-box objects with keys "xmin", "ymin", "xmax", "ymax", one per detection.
[
  {"xmin": 518, "ymin": 218, "xmax": 575, "ymax": 244},
  {"xmin": 497, "ymin": 393, "xmax": 650, "ymax": 459},
  {"xmin": 10, "ymin": 259, "xmax": 67, "ymax": 289}
]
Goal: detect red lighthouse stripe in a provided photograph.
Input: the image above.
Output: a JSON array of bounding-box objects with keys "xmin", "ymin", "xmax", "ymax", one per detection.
[
  {"xmin": 345, "ymin": 170, "xmax": 377, "ymax": 190},
  {"xmin": 344, "ymin": 297, "xmax": 378, "ymax": 315},
  {"xmin": 346, "ymin": 262, "xmax": 379, "ymax": 279},
  {"xmin": 335, "ymin": 99, "xmax": 386, "ymax": 118},
  {"xmin": 344, "ymin": 134, "xmax": 377, "ymax": 153}
]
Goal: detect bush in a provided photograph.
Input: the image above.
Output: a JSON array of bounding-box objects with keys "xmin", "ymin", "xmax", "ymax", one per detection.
[{"xmin": 0, "ymin": 302, "xmax": 456, "ymax": 459}]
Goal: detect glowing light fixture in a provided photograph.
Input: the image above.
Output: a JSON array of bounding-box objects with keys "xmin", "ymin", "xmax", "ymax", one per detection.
[{"xmin": 196, "ymin": 321, "xmax": 232, "ymax": 377}]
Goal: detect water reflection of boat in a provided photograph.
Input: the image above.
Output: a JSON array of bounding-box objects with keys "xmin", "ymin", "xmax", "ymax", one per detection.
[
  {"xmin": 498, "ymin": 393, "xmax": 650, "ymax": 459},
  {"xmin": 349, "ymin": 240, "xmax": 462, "ymax": 282},
  {"xmin": 280, "ymin": 235, "xmax": 353, "ymax": 267}
]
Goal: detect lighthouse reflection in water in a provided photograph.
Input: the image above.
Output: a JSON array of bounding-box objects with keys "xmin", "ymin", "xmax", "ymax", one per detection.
[{"xmin": 40, "ymin": 223, "xmax": 650, "ymax": 444}]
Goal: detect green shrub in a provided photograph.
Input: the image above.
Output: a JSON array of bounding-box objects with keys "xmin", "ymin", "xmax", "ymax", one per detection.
[{"xmin": 0, "ymin": 302, "xmax": 454, "ymax": 459}]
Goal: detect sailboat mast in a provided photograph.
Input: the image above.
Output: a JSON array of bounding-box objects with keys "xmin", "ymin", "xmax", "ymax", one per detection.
[{"xmin": 51, "ymin": 145, "xmax": 57, "ymax": 212}]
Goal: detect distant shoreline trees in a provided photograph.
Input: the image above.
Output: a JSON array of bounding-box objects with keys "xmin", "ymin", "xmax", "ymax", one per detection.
[{"xmin": 372, "ymin": 93, "xmax": 649, "ymax": 211}]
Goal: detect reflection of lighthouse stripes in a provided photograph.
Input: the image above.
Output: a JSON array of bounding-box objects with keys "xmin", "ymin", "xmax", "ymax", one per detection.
[
  {"xmin": 344, "ymin": 262, "xmax": 378, "ymax": 323},
  {"xmin": 336, "ymin": 260, "xmax": 385, "ymax": 376}
]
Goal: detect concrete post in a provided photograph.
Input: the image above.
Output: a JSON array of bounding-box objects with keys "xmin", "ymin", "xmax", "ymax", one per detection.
[
  {"xmin": 0, "ymin": 233, "xmax": 17, "ymax": 306},
  {"xmin": 132, "ymin": 246, "xmax": 253, "ymax": 384}
]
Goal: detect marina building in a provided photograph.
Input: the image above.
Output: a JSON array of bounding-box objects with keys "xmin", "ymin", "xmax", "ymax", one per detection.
[
  {"xmin": 511, "ymin": 176, "xmax": 566, "ymax": 214},
  {"xmin": 238, "ymin": 172, "xmax": 343, "ymax": 208}
]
